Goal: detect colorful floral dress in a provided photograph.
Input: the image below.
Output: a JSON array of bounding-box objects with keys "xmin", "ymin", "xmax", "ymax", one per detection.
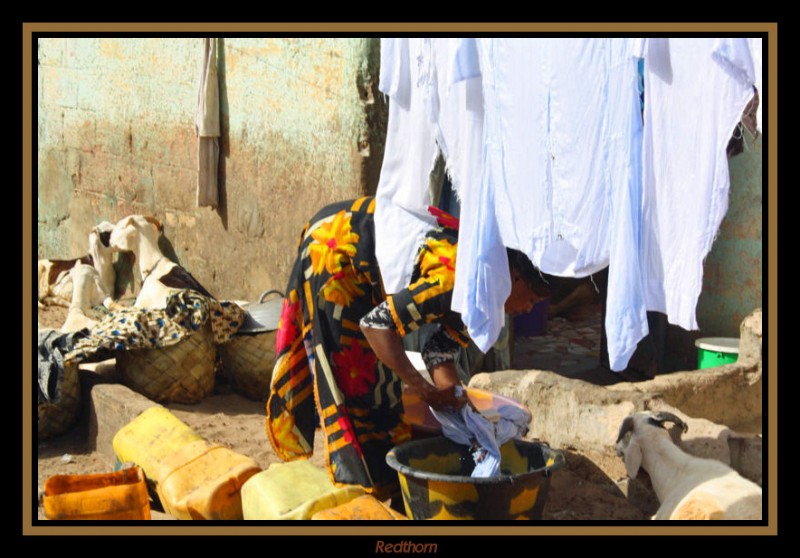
[{"xmin": 266, "ymin": 196, "xmax": 469, "ymax": 497}]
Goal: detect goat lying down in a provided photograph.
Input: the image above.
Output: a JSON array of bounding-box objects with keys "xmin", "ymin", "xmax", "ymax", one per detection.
[
  {"xmin": 38, "ymin": 221, "xmax": 116, "ymax": 308},
  {"xmin": 109, "ymin": 215, "xmax": 214, "ymax": 309},
  {"xmin": 616, "ymin": 411, "xmax": 762, "ymax": 520}
]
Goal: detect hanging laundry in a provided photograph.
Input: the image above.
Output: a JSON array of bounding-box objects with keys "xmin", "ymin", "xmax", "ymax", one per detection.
[
  {"xmin": 602, "ymin": 42, "xmax": 650, "ymax": 372},
  {"xmin": 196, "ymin": 37, "xmax": 220, "ymax": 209},
  {"xmin": 376, "ymin": 37, "xmax": 756, "ymax": 372},
  {"xmin": 374, "ymin": 38, "xmax": 484, "ymax": 295},
  {"xmin": 712, "ymin": 37, "xmax": 763, "ymax": 134},
  {"xmin": 374, "ymin": 38, "xmax": 439, "ymax": 294},
  {"xmin": 450, "ymin": 38, "xmax": 647, "ymax": 370},
  {"xmin": 432, "ymin": 38, "xmax": 486, "ymax": 331},
  {"xmin": 750, "ymin": 38, "xmax": 764, "ymax": 135},
  {"xmin": 637, "ymin": 38, "xmax": 757, "ymax": 331}
]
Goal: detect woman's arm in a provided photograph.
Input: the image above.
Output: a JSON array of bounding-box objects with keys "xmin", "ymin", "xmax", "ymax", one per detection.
[{"xmin": 360, "ymin": 323, "xmax": 466, "ymax": 411}]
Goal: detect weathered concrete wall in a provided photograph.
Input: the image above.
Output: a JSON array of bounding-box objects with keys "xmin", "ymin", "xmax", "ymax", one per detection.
[
  {"xmin": 37, "ymin": 37, "xmax": 386, "ymax": 301},
  {"xmin": 696, "ymin": 137, "xmax": 763, "ymax": 338}
]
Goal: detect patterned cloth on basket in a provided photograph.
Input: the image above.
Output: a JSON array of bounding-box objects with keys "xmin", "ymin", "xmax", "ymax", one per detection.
[{"xmin": 65, "ymin": 290, "xmax": 245, "ymax": 364}]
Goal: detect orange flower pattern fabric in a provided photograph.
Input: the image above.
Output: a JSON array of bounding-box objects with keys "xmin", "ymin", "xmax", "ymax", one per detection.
[
  {"xmin": 417, "ymin": 237, "xmax": 457, "ymax": 293},
  {"xmin": 309, "ymin": 209, "xmax": 359, "ymax": 275},
  {"xmin": 385, "ymin": 231, "xmax": 470, "ymax": 347},
  {"xmin": 266, "ymin": 197, "xmax": 467, "ymax": 497},
  {"xmin": 321, "ymin": 267, "xmax": 366, "ymax": 307}
]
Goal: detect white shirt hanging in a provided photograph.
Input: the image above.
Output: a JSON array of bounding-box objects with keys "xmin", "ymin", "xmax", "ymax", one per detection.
[
  {"xmin": 374, "ymin": 38, "xmax": 485, "ymax": 296},
  {"xmin": 712, "ymin": 37, "xmax": 763, "ymax": 133},
  {"xmin": 374, "ymin": 38, "xmax": 439, "ymax": 295},
  {"xmin": 638, "ymin": 38, "xmax": 757, "ymax": 331},
  {"xmin": 451, "ymin": 38, "xmax": 647, "ymax": 364}
]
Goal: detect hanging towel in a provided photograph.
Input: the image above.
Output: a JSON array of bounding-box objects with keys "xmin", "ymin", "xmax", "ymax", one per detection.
[
  {"xmin": 430, "ymin": 386, "xmax": 530, "ymax": 478},
  {"xmin": 196, "ymin": 38, "xmax": 220, "ymax": 209}
]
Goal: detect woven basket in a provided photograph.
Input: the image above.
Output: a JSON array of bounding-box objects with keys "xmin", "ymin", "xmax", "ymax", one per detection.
[
  {"xmin": 116, "ymin": 323, "xmax": 217, "ymax": 404},
  {"xmin": 219, "ymin": 330, "xmax": 276, "ymax": 401},
  {"xmin": 38, "ymin": 360, "xmax": 81, "ymax": 440}
]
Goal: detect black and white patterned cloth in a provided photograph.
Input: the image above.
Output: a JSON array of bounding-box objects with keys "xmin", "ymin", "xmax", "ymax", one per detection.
[
  {"xmin": 359, "ymin": 300, "xmax": 395, "ymax": 329},
  {"xmin": 360, "ymin": 300, "xmax": 461, "ymax": 370}
]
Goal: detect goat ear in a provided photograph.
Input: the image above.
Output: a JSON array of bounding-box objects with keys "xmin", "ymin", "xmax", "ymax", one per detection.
[
  {"xmin": 144, "ymin": 216, "xmax": 163, "ymax": 233},
  {"xmin": 616, "ymin": 416, "xmax": 635, "ymax": 443},
  {"xmin": 122, "ymin": 216, "xmax": 135, "ymax": 229},
  {"xmin": 624, "ymin": 437, "xmax": 643, "ymax": 479}
]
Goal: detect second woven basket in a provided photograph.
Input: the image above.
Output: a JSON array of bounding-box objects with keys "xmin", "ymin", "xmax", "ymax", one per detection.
[
  {"xmin": 116, "ymin": 322, "xmax": 217, "ymax": 404},
  {"xmin": 219, "ymin": 290, "xmax": 283, "ymax": 401}
]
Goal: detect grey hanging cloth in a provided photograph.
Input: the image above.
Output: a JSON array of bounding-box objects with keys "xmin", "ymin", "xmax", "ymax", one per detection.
[{"xmin": 196, "ymin": 38, "xmax": 220, "ymax": 208}]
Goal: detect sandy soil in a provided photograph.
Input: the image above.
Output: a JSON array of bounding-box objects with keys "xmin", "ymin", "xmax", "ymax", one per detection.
[{"xmin": 34, "ymin": 304, "xmax": 645, "ymax": 522}]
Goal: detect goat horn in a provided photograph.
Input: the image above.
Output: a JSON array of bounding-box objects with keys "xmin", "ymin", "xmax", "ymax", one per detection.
[
  {"xmin": 653, "ymin": 411, "xmax": 688, "ymax": 434},
  {"xmin": 616, "ymin": 416, "xmax": 635, "ymax": 443}
]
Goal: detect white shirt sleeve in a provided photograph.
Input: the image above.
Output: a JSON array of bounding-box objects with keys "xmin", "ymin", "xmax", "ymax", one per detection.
[
  {"xmin": 712, "ymin": 37, "xmax": 762, "ymax": 132},
  {"xmin": 379, "ymin": 37, "xmax": 411, "ymax": 105}
]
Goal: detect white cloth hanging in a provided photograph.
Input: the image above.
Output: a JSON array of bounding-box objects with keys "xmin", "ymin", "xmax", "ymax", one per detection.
[
  {"xmin": 637, "ymin": 38, "xmax": 757, "ymax": 331},
  {"xmin": 450, "ymin": 38, "xmax": 647, "ymax": 367},
  {"xmin": 712, "ymin": 37, "xmax": 763, "ymax": 133},
  {"xmin": 752, "ymin": 37, "xmax": 764, "ymax": 133},
  {"xmin": 374, "ymin": 38, "xmax": 439, "ymax": 294},
  {"xmin": 196, "ymin": 37, "xmax": 220, "ymax": 209},
  {"xmin": 376, "ymin": 37, "xmax": 755, "ymax": 371},
  {"xmin": 374, "ymin": 38, "xmax": 485, "ymax": 296}
]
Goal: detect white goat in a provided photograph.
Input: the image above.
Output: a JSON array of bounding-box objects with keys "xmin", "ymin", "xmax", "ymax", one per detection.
[
  {"xmin": 38, "ymin": 221, "xmax": 116, "ymax": 308},
  {"xmin": 109, "ymin": 215, "xmax": 214, "ymax": 309},
  {"xmin": 60, "ymin": 263, "xmax": 106, "ymax": 333},
  {"xmin": 616, "ymin": 411, "xmax": 762, "ymax": 520}
]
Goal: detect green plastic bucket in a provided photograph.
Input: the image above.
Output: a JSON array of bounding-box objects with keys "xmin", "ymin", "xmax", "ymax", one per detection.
[
  {"xmin": 386, "ymin": 436, "xmax": 564, "ymax": 520},
  {"xmin": 695, "ymin": 337, "xmax": 739, "ymax": 369}
]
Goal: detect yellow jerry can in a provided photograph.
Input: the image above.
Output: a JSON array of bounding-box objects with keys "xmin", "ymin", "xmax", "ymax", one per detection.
[
  {"xmin": 241, "ymin": 460, "xmax": 365, "ymax": 520},
  {"xmin": 43, "ymin": 466, "xmax": 151, "ymax": 520},
  {"xmin": 311, "ymin": 494, "xmax": 408, "ymax": 520},
  {"xmin": 154, "ymin": 439, "xmax": 262, "ymax": 520},
  {"xmin": 112, "ymin": 406, "xmax": 204, "ymax": 483}
]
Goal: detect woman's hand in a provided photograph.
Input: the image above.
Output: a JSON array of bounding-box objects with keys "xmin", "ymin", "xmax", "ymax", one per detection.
[
  {"xmin": 420, "ymin": 360, "xmax": 468, "ymax": 411},
  {"xmin": 415, "ymin": 381, "xmax": 469, "ymax": 412},
  {"xmin": 361, "ymin": 323, "xmax": 467, "ymax": 412}
]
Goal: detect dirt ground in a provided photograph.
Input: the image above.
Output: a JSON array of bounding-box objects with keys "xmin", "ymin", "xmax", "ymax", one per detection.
[{"xmin": 34, "ymin": 304, "xmax": 645, "ymax": 522}]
